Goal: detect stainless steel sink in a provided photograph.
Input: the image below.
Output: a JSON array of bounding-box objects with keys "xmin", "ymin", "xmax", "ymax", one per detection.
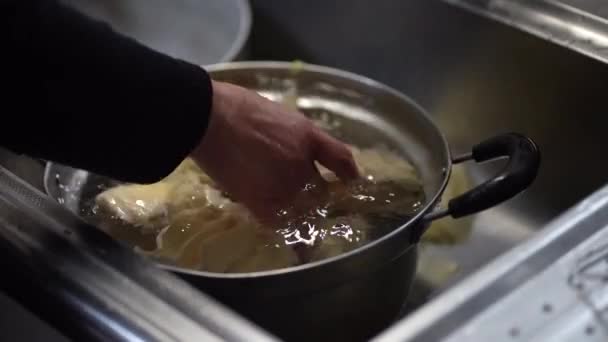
[
  {"xmin": 3, "ymin": 0, "xmax": 608, "ymax": 340},
  {"xmin": 249, "ymin": 0, "xmax": 608, "ymax": 295}
]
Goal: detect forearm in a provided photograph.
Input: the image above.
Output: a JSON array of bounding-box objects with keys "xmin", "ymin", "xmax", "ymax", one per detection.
[{"xmin": 2, "ymin": 0, "xmax": 212, "ymax": 183}]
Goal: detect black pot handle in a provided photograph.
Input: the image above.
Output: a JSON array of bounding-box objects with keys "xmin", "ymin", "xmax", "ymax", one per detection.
[{"xmin": 423, "ymin": 133, "xmax": 540, "ymax": 222}]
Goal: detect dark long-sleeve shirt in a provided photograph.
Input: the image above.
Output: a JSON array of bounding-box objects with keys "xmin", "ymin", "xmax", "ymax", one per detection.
[{"xmin": 2, "ymin": 0, "xmax": 213, "ymax": 184}]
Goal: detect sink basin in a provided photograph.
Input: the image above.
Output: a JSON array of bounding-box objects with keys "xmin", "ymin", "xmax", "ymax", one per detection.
[{"xmin": 249, "ymin": 0, "xmax": 608, "ymax": 294}]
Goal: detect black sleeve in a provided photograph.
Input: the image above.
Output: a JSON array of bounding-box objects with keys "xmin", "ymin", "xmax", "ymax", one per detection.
[{"xmin": 2, "ymin": 0, "xmax": 214, "ymax": 184}]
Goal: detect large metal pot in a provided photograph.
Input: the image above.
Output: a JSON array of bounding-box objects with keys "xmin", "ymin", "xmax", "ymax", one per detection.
[{"xmin": 44, "ymin": 62, "xmax": 540, "ymax": 341}]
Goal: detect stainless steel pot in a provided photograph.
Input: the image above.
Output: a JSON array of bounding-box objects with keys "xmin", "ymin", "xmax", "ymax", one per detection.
[{"xmin": 43, "ymin": 61, "xmax": 540, "ymax": 342}]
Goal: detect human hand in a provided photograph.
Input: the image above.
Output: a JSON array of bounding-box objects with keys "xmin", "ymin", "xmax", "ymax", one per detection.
[{"xmin": 191, "ymin": 80, "xmax": 359, "ymax": 221}]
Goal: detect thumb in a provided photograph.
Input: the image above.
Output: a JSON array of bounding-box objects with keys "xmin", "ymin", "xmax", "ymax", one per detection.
[{"xmin": 312, "ymin": 130, "xmax": 359, "ymax": 181}]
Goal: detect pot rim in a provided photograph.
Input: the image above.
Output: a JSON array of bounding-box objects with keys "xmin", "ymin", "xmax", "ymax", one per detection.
[{"xmin": 157, "ymin": 61, "xmax": 453, "ymax": 279}]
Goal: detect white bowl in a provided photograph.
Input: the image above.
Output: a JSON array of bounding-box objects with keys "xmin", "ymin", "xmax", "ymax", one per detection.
[{"xmin": 61, "ymin": 0, "xmax": 252, "ymax": 64}]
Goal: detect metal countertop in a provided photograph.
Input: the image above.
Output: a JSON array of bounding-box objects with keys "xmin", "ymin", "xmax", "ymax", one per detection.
[{"xmin": 447, "ymin": 0, "xmax": 608, "ymax": 64}]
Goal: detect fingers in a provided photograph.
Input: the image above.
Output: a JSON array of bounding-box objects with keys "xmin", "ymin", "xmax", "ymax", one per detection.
[
  {"xmin": 245, "ymin": 163, "xmax": 329, "ymax": 225},
  {"xmin": 312, "ymin": 129, "xmax": 360, "ymax": 181}
]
